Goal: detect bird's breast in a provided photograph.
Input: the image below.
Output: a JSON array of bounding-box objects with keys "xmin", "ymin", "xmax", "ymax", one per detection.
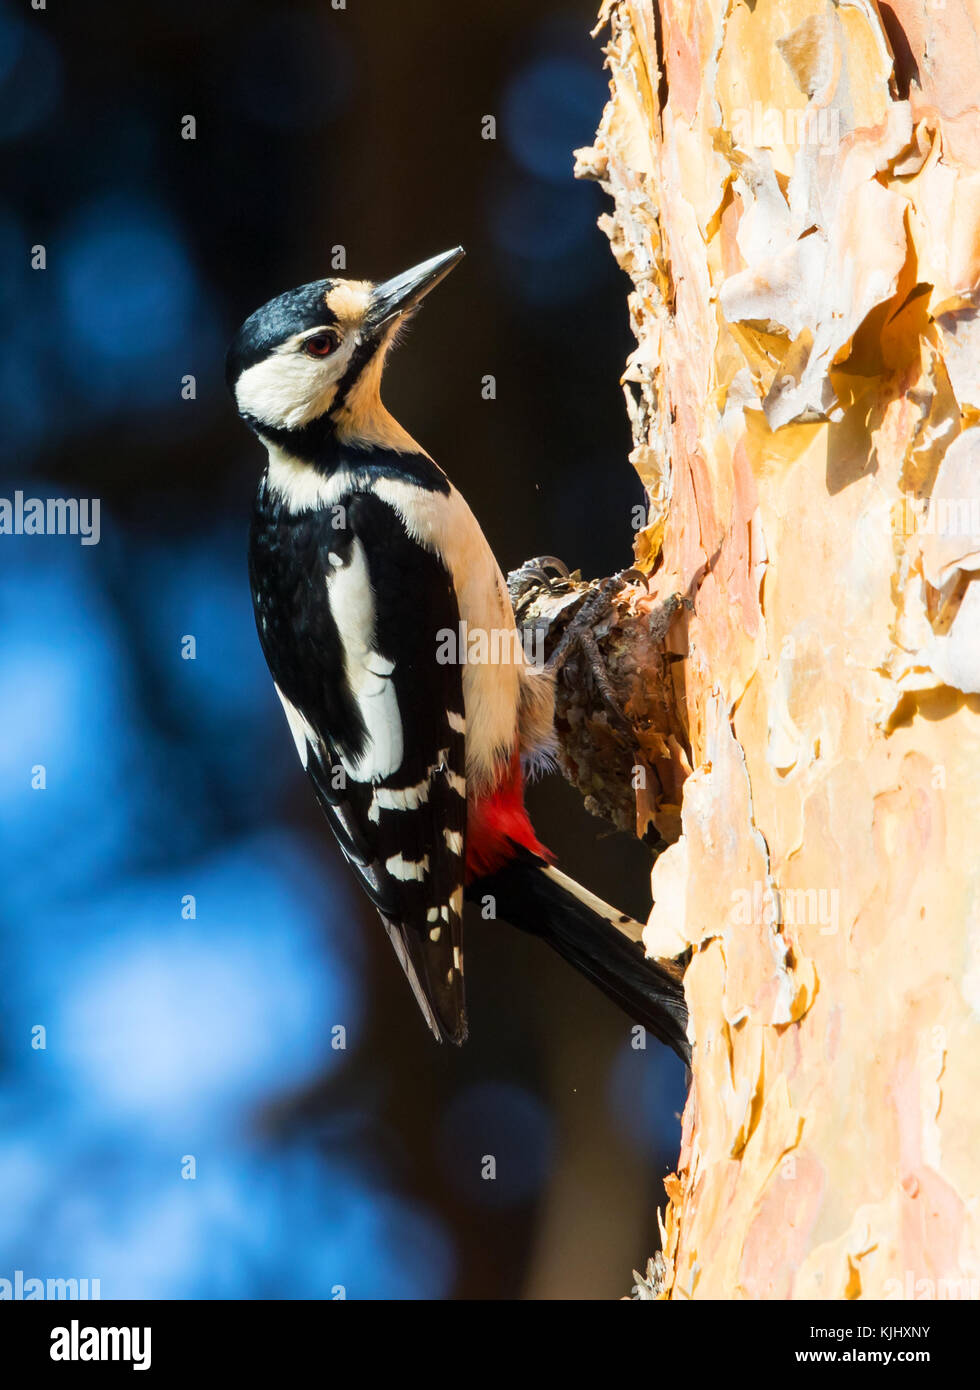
[{"xmin": 368, "ymin": 477, "xmax": 526, "ymax": 792}]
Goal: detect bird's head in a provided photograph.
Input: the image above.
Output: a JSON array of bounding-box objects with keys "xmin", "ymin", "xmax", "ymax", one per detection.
[{"xmin": 226, "ymin": 247, "xmax": 464, "ymax": 452}]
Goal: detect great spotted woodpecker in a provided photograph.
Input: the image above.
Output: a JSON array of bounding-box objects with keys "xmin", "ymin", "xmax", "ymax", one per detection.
[{"xmin": 227, "ymin": 249, "xmax": 689, "ymax": 1061}]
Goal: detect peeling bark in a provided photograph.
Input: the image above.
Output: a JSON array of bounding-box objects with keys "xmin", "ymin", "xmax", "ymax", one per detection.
[{"xmin": 571, "ymin": 0, "xmax": 980, "ymax": 1300}]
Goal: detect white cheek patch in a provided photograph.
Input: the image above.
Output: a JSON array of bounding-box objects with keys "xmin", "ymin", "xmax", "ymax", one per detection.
[
  {"xmin": 235, "ymin": 332, "xmax": 359, "ymax": 431},
  {"xmin": 328, "ymin": 535, "xmax": 404, "ymax": 782}
]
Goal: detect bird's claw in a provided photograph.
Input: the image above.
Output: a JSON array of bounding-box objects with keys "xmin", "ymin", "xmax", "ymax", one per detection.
[
  {"xmin": 508, "ymin": 556, "xmax": 576, "ymax": 619},
  {"xmin": 519, "ymin": 556, "xmax": 572, "ymax": 588}
]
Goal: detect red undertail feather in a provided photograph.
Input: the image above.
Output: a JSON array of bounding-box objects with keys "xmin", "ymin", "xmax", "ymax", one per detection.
[{"xmin": 465, "ymin": 750, "xmax": 552, "ymax": 881}]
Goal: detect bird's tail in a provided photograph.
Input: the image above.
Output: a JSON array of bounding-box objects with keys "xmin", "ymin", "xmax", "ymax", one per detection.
[{"xmin": 469, "ymin": 851, "xmax": 690, "ymax": 1064}]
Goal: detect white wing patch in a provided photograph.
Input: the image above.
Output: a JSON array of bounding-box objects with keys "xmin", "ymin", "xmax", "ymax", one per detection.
[
  {"xmin": 427, "ymin": 885, "xmax": 464, "ymax": 937},
  {"xmin": 385, "ymin": 853, "xmax": 429, "ymax": 882},
  {"xmin": 327, "ymin": 534, "xmax": 403, "ymax": 782},
  {"xmin": 368, "ymin": 777, "xmax": 432, "ymax": 823}
]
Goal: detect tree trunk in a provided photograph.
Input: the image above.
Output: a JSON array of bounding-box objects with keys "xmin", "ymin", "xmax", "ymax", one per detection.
[{"xmin": 574, "ymin": 0, "xmax": 980, "ymax": 1299}]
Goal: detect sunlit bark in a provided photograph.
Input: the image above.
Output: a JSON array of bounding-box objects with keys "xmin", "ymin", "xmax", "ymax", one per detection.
[{"xmin": 573, "ymin": 0, "xmax": 980, "ymax": 1299}]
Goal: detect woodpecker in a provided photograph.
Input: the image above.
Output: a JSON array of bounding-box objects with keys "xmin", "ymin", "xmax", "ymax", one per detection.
[{"xmin": 227, "ymin": 248, "xmax": 689, "ymax": 1061}]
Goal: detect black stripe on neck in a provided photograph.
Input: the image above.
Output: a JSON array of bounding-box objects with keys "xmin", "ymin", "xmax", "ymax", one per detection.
[{"xmin": 250, "ymin": 416, "xmax": 451, "ymax": 495}]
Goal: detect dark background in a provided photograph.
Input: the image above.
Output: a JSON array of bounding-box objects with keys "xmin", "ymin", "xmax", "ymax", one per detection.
[{"xmin": 1, "ymin": 0, "xmax": 686, "ymax": 1299}]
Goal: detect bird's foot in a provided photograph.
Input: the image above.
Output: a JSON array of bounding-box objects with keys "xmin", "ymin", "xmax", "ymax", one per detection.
[
  {"xmin": 545, "ymin": 573, "xmax": 634, "ymax": 728},
  {"xmin": 508, "ymin": 555, "xmax": 576, "ymax": 621}
]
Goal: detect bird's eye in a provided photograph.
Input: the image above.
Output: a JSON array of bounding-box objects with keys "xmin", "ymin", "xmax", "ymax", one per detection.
[{"xmin": 304, "ymin": 334, "xmax": 336, "ymax": 358}]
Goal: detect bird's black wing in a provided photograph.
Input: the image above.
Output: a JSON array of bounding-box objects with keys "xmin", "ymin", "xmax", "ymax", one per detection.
[{"xmin": 249, "ymin": 483, "xmax": 468, "ymax": 1042}]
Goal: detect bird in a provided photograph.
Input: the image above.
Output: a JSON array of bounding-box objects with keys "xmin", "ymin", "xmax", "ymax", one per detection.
[{"xmin": 227, "ymin": 248, "xmax": 690, "ymax": 1062}]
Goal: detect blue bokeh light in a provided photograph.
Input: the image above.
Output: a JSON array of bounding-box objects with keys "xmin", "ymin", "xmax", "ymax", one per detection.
[
  {"xmin": 437, "ymin": 1081, "xmax": 553, "ymax": 1207},
  {"xmin": 59, "ymin": 197, "xmax": 196, "ymax": 360},
  {"xmin": 8, "ymin": 836, "xmax": 361, "ymax": 1132},
  {"xmin": 0, "ymin": 524, "xmax": 453, "ymax": 1296},
  {"xmin": 0, "ymin": 1107, "xmax": 454, "ymax": 1299},
  {"xmin": 488, "ymin": 175, "xmax": 605, "ymax": 305},
  {"xmin": 0, "ymin": 6, "xmax": 62, "ymax": 142},
  {"xmin": 502, "ymin": 54, "xmax": 608, "ymax": 183},
  {"xmin": 609, "ymin": 1040, "xmax": 688, "ymax": 1159},
  {"xmin": 0, "ymin": 536, "xmax": 151, "ymax": 906}
]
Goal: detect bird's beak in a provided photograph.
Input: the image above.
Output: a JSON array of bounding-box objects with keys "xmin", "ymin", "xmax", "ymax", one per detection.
[{"xmin": 367, "ymin": 247, "xmax": 465, "ymax": 333}]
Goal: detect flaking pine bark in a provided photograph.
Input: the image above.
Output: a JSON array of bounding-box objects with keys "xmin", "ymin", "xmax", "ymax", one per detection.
[{"xmin": 573, "ymin": 0, "xmax": 980, "ymax": 1299}]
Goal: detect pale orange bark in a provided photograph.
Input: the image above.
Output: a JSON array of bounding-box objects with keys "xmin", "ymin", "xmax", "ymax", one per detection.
[{"xmin": 577, "ymin": 0, "xmax": 980, "ymax": 1299}]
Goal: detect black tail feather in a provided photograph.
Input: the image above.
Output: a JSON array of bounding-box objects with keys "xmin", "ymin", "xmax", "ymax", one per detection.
[{"xmin": 470, "ymin": 853, "xmax": 690, "ymax": 1064}]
